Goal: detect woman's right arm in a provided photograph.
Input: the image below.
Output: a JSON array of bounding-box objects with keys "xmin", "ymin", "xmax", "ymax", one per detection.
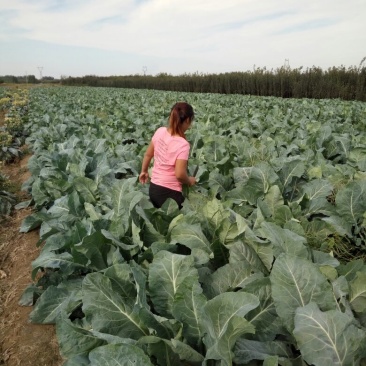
[{"xmin": 139, "ymin": 142, "xmax": 154, "ymax": 184}]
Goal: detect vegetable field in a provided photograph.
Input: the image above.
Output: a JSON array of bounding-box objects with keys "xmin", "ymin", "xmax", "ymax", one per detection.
[{"xmin": 19, "ymin": 87, "xmax": 366, "ymax": 365}]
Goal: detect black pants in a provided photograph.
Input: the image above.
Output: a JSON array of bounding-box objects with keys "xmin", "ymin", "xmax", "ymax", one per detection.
[{"xmin": 149, "ymin": 182, "xmax": 185, "ymax": 209}]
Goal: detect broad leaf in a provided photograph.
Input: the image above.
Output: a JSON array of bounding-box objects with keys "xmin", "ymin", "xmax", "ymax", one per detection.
[
  {"xmin": 202, "ymin": 292, "xmax": 259, "ymax": 365},
  {"xmin": 234, "ymin": 339, "xmax": 293, "ymax": 364},
  {"xmin": 30, "ymin": 284, "xmax": 81, "ymax": 324},
  {"xmin": 82, "ymin": 273, "xmax": 148, "ymax": 338},
  {"xmin": 258, "ymin": 222, "xmax": 309, "ymax": 259},
  {"xmin": 172, "ymin": 278, "xmax": 207, "ymax": 345},
  {"xmin": 149, "ymin": 251, "xmax": 198, "ymax": 317},
  {"xmin": 169, "ymin": 218, "xmax": 212, "ymax": 255},
  {"xmin": 335, "ymin": 181, "xmax": 366, "ymax": 225},
  {"xmin": 56, "ymin": 318, "xmax": 105, "ymax": 359},
  {"xmin": 294, "ymin": 302, "xmax": 366, "ymax": 366},
  {"xmin": 243, "ymin": 278, "xmax": 281, "ymax": 341},
  {"xmin": 229, "ymin": 240, "xmax": 269, "ymax": 275},
  {"xmin": 89, "ymin": 344, "xmax": 153, "ymax": 366},
  {"xmin": 349, "ymin": 272, "xmax": 366, "ymax": 313},
  {"xmin": 73, "ymin": 176, "xmax": 98, "ymax": 203},
  {"xmin": 302, "ymin": 179, "xmax": 333, "ymax": 200},
  {"xmin": 278, "ymin": 158, "xmax": 305, "ymax": 193},
  {"xmin": 203, "ymin": 261, "xmax": 254, "ymax": 298},
  {"xmin": 270, "ymin": 254, "xmax": 335, "ymax": 331}
]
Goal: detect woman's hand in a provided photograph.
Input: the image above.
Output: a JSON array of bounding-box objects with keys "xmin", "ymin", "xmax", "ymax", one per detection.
[
  {"xmin": 139, "ymin": 172, "xmax": 149, "ymax": 184},
  {"xmin": 187, "ymin": 176, "xmax": 196, "ymax": 186}
]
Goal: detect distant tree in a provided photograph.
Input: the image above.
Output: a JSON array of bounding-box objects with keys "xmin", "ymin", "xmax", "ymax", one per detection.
[
  {"xmin": 27, "ymin": 75, "xmax": 37, "ymax": 83},
  {"xmin": 0, "ymin": 75, "xmax": 19, "ymax": 83},
  {"xmin": 60, "ymin": 65, "xmax": 366, "ymax": 101}
]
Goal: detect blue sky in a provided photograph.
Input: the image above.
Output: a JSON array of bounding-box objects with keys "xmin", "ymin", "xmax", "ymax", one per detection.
[{"xmin": 0, "ymin": 0, "xmax": 365, "ymax": 78}]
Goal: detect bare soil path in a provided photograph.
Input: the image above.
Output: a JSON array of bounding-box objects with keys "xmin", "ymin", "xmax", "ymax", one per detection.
[{"xmin": 0, "ymin": 118, "xmax": 63, "ymax": 364}]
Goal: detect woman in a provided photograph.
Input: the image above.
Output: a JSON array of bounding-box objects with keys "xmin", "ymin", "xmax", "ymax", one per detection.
[{"xmin": 139, "ymin": 102, "xmax": 196, "ymax": 208}]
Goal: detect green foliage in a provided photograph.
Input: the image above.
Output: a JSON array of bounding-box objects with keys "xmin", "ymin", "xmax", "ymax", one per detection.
[
  {"xmin": 21, "ymin": 86, "xmax": 366, "ymax": 365},
  {"xmin": 0, "ymin": 173, "xmax": 17, "ymax": 217}
]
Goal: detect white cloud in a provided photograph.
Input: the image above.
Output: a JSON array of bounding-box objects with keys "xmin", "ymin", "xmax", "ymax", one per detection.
[{"xmin": 1, "ymin": 0, "xmax": 365, "ymax": 75}]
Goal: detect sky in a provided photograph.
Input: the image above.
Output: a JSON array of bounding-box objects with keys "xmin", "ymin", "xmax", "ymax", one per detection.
[{"xmin": 0, "ymin": 0, "xmax": 365, "ymax": 79}]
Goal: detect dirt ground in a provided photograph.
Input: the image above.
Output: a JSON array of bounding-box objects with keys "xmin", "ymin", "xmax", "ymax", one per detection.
[{"xmin": 0, "ymin": 132, "xmax": 63, "ymax": 363}]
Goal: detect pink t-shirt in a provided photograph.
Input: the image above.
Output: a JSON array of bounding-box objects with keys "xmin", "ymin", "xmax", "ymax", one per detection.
[{"xmin": 151, "ymin": 127, "xmax": 190, "ymax": 192}]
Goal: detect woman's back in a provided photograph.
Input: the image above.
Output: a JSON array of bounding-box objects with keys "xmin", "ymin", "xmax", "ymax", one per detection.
[{"xmin": 151, "ymin": 127, "xmax": 189, "ymax": 192}]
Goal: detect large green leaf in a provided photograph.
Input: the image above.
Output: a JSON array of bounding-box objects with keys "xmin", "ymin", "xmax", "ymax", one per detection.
[
  {"xmin": 244, "ymin": 227, "xmax": 274, "ymax": 272},
  {"xmin": 111, "ymin": 178, "xmax": 141, "ymax": 218},
  {"xmin": 73, "ymin": 176, "xmax": 98, "ymax": 203},
  {"xmin": 260, "ymin": 185, "xmax": 284, "ymax": 218},
  {"xmin": 337, "ymin": 259, "xmax": 365, "ymax": 282},
  {"xmin": 321, "ymin": 214, "xmax": 353, "ymax": 237},
  {"xmin": 349, "ymin": 272, "xmax": 366, "ymax": 313},
  {"xmin": 335, "ymin": 181, "xmax": 366, "ymax": 225},
  {"xmin": 277, "ymin": 158, "xmax": 305, "ymax": 193},
  {"xmin": 243, "ymin": 278, "xmax": 281, "ymax": 341},
  {"xmin": 88, "ymin": 153, "xmax": 111, "ymax": 185},
  {"xmin": 302, "ymin": 178, "xmax": 333, "ymax": 199},
  {"xmin": 56, "ymin": 318, "xmax": 106, "ymax": 359},
  {"xmin": 234, "ymin": 339, "xmax": 293, "ymax": 364},
  {"xmin": 103, "ymin": 264, "xmax": 137, "ymax": 308},
  {"xmin": 202, "ymin": 198, "xmax": 230, "ymax": 230},
  {"xmin": 139, "ymin": 336, "xmax": 204, "ymax": 365},
  {"xmin": 218, "ymin": 211, "xmax": 249, "ymax": 245},
  {"xmin": 270, "ymin": 254, "xmax": 336, "ymax": 331},
  {"xmin": 240, "ymin": 163, "xmax": 279, "ymax": 204},
  {"xmin": 202, "ymin": 292, "xmax": 259, "ymax": 365},
  {"xmin": 138, "ymin": 335, "xmax": 180, "ymax": 366},
  {"xmin": 30, "ymin": 284, "xmax": 81, "ymax": 324},
  {"xmin": 202, "ymin": 261, "xmax": 254, "ymax": 298},
  {"xmin": 73, "ymin": 231, "xmax": 111, "ymax": 270},
  {"xmin": 172, "ymin": 278, "xmax": 207, "ymax": 345},
  {"xmin": 349, "ymin": 148, "xmax": 366, "ymax": 171},
  {"xmin": 169, "ymin": 217, "xmax": 212, "ymax": 255},
  {"xmin": 258, "ymin": 222, "xmax": 309, "ymax": 259},
  {"xmin": 82, "ymin": 272, "xmax": 148, "ymax": 338},
  {"xmin": 149, "ymin": 251, "xmax": 198, "ymax": 317},
  {"xmin": 31, "ymin": 250, "xmax": 86, "ymax": 279},
  {"xmin": 47, "ymin": 191, "xmax": 83, "ymax": 219},
  {"xmin": 19, "ymin": 211, "xmax": 49, "ymax": 232},
  {"xmin": 31, "ymin": 178, "xmax": 51, "ymax": 206},
  {"xmin": 294, "ymin": 302, "xmax": 366, "ymax": 366},
  {"xmin": 89, "ymin": 344, "xmax": 153, "ymax": 366},
  {"xmin": 207, "ymin": 170, "xmax": 233, "ymax": 197},
  {"xmin": 63, "ymin": 355, "xmax": 90, "ymax": 366},
  {"xmin": 133, "ymin": 204, "xmax": 166, "ymax": 245},
  {"xmin": 101, "ymin": 229, "xmax": 139, "ymax": 254},
  {"xmin": 303, "ymin": 197, "xmax": 335, "ymax": 218},
  {"xmin": 229, "ymin": 240, "xmax": 270, "ymax": 275}
]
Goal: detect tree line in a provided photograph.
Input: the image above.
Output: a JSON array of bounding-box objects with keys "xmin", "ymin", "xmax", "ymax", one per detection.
[
  {"xmin": 61, "ymin": 64, "xmax": 366, "ymax": 101},
  {"xmin": 2, "ymin": 62, "xmax": 365, "ymax": 101},
  {"xmin": 0, "ymin": 75, "xmax": 57, "ymax": 84}
]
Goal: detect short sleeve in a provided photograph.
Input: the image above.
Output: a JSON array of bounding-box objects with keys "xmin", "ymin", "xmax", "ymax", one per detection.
[
  {"xmin": 152, "ymin": 127, "xmax": 164, "ymax": 144},
  {"xmin": 176, "ymin": 143, "xmax": 190, "ymax": 160}
]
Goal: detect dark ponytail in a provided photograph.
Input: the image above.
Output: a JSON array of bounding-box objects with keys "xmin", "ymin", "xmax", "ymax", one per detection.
[{"xmin": 168, "ymin": 102, "xmax": 194, "ymax": 138}]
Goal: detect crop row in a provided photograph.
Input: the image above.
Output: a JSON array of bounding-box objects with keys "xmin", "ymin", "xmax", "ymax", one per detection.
[{"xmin": 19, "ymin": 87, "xmax": 366, "ymax": 365}]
